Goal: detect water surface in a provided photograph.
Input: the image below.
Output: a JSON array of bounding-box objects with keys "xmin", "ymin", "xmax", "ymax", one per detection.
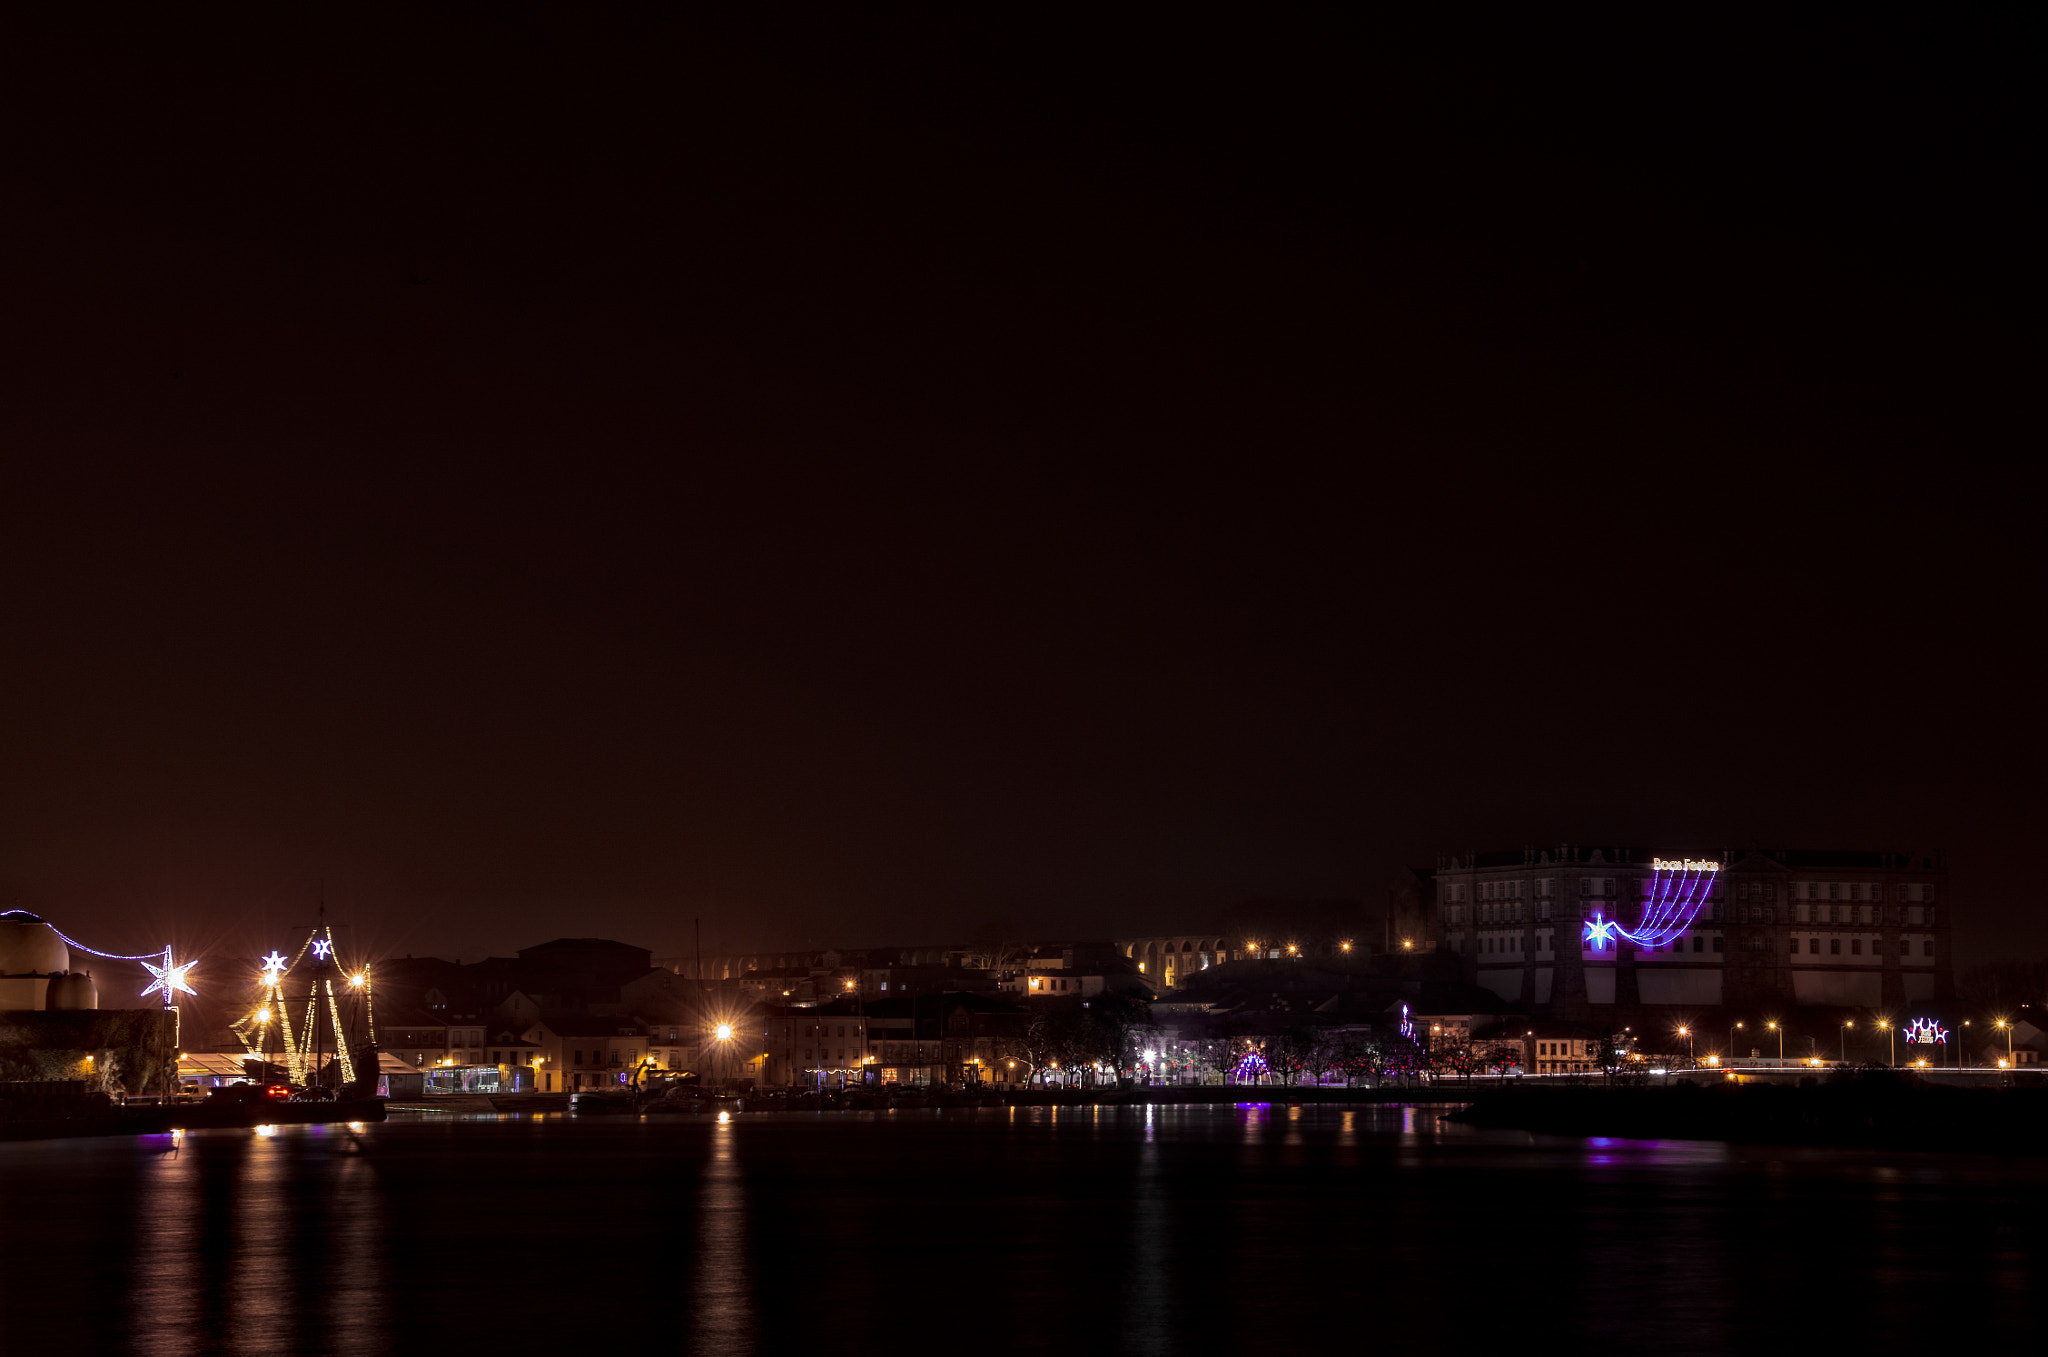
[{"xmin": 2, "ymin": 1104, "xmax": 2040, "ymax": 1353}]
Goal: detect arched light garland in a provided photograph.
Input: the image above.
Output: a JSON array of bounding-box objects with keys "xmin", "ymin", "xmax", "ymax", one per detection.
[
  {"xmin": 1233, "ymin": 1050, "xmax": 1269, "ymax": 1082},
  {"xmin": 1904, "ymin": 1018, "xmax": 1948, "ymax": 1045},
  {"xmin": 4, "ymin": 911, "xmax": 196, "ymax": 1010}
]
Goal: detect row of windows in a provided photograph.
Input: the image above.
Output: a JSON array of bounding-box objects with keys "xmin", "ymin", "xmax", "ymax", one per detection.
[
  {"xmin": 1454, "ymin": 877, "xmax": 1940, "ymax": 906},
  {"xmin": 1791, "ymin": 936, "xmax": 1936, "ymax": 957},
  {"xmin": 1792, "ymin": 881, "xmax": 1937, "ymax": 902}
]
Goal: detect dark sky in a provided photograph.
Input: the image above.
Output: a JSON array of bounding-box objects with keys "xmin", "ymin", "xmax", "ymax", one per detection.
[{"xmin": 1, "ymin": 7, "xmax": 2039, "ymax": 980}]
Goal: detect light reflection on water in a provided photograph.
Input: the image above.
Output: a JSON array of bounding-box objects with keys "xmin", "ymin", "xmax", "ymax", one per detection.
[{"xmin": 1, "ymin": 1105, "xmax": 2040, "ymax": 1354}]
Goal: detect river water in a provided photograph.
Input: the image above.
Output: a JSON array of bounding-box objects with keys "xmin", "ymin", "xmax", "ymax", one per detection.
[{"xmin": 1, "ymin": 1104, "xmax": 2040, "ymax": 1354}]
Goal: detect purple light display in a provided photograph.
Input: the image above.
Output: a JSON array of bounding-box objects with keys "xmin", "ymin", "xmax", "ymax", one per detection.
[
  {"xmin": 1583, "ymin": 858, "xmax": 1720, "ymax": 952},
  {"xmin": 1234, "ymin": 1051, "xmax": 1269, "ymax": 1082},
  {"xmin": 1903, "ymin": 1018, "xmax": 1948, "ymax": 1045}
]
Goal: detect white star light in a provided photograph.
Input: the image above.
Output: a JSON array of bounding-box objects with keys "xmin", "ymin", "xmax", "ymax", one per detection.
[
  {"xmin": 260, "ymin": 951, "xmax": 289, "ymax": 977},
  {"xmin": 141, "ymin": 956, "xmax": 198, "ymax": 1002},
  {"xmin": 311, "ymin": 938, "xmax": 334, "ymax": 960}
]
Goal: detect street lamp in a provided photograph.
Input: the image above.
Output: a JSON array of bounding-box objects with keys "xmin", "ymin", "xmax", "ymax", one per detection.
[
  {"xmin": 1840, "ymin": 1020, "xmax": 1852, "ymax": 1064},
  {"xmin": 1996, "ymin": 1019, "xmax": 2013, "ymax": 1068},
  {"xmin": 1677, "ymin": 1026, "xmax": 1693, "ymax": 1064},
  {"xmin": 1878, "ymin": 1018, "xmax": 1893, "ymax": 1066},
  {"xmin": 1766, "ymin": 1020, "xmax": 1782, "ymax": 1064},
  {"xmin": 1729, "ymin": 1021, "xmax": 1744, "ymax": 1061},
  {"xmin": 1961, "ymin": 1019, "xmax": 1971, "ymax": 1069}
]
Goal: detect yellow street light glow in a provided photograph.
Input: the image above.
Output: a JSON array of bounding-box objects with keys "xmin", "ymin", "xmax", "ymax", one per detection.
[
  {"xmin": 349, "ymin": 973, "xmax": 366, "ymax": 987},
  {"xmin": 1340, "ymin": 941, "xmax": 1352, "ymax": 952},
  {"xmin": 715, "ymin": 1023, "xmax": 734, "ymax": 1041}
]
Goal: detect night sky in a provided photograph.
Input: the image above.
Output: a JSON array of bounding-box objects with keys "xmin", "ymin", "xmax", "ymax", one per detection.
[{"xmin": 1, "ymin": 8, "xmax": 2038, "ymax": 978}]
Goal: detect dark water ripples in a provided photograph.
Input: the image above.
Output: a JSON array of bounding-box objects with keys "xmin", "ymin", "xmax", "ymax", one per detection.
[{"xmin": 3, "ymin": 1104, "xmax": 2042, "ymax": 1354}]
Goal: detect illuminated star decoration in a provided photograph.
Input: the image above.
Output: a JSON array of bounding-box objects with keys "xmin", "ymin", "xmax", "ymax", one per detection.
[
  {"xmin": 1583, "ymin": 913, "xmax": 1619, "ymax": 951},
  {"xmin": 141, "ymin": 953, "xmax": 198, "ymax": 1004},
  {"xmin": 311, "ymin": 938, "xmax": 334, "ymax": 961},
  {"xmin": 1903, "ymin": 1018, "xmax": 1948, "ymax": 1045},
  {"xmin": 260, "ymin": 951, "xmax": 289, "ymax": 977}
]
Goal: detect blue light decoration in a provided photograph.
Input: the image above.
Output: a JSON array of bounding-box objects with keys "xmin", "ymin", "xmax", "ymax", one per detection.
[
  {"xmin": 1903, "ymin": 1018, "xmax": 1948, "ymax": 1045},
  {"xmin": 1233, "ymin": 1050, "xmax": 1269, "ymax": 1082},
  {"xmin": 1399, "ymin": 1004, "xmax": 1415, "ymax": 1042},
  {"xmin": 311, "ymin": 938, "xmax": 334, "ymax": 961},
  {"xmin": 1584, "ymin": 857, "xmax": 1722, "ymax": 952},
  {"xmin": 4, "ymin": 911, "xmax": 196, "ymax": 1012}
]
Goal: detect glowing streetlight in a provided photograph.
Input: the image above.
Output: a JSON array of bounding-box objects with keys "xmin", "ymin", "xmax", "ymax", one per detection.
[
  {"xmin": 1401, "ymin": 938, "xmax": 1413, "ymax": 950},
  {"xmin": 1677, "ymin": 1026, "xmax": 1693, "ymax": 1063},
  {"xmin": 1841, "ymin": 1019, "xmax": 1853, "ymax": 1064},
  {"xmin": 1340, "ymin": 941, "xmax": 1352, "ymax": 952},
  {"xmin": 715, "ymin": 1023, "xmax": 734, "ymax": 1041},
  {"xmin": 348, "ymin": 972, "xmax": 366, "ymax": 988},
  {"xmin": 1996, "ymin": 1019, "xmax": 2013, "ymax": 1068},
  {"xmin": 1879, "ymin": 1018, "xmax": 1894, "ymax": 1066},
  {"xmin": 1765, "ymin": 1020, "xmax": 1782, "ymax": 1063}
]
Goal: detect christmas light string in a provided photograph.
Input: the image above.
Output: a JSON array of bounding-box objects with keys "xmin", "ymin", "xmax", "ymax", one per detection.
[
  {"xmin": 1904, "ymin": 1018, "xmax": 1948, "ymax": 1044},
  {"xmin": 3, "ymin": 910, "xmax": 167, "ymax": 962}
]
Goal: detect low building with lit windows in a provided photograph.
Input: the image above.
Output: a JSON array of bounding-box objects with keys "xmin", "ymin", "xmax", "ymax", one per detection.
[
  {"xmin": 759, "ymin": 1000, "xmax": 871, "ymax": 1087},
  {"xmin": 1523, "ymin": 1027, "xmax": 1602, "ymax": 1075},
  {"xmin": 1428, "ymin": 845, "xmax": 1953, "ymax": 1019},
  {"xmin": 521, "ymin": 1016, "xmax": 648, "ymax": 1092}
]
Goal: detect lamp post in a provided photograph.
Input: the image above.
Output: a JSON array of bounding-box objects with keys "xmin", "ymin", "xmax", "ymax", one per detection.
[
  {"xmin": 1961, "ymin": 1020, "xmax": 1971, "ymax": 1069},
  {"xmin": 1677, "ymin": 1026, "xmax": 1692, "ymax": 1066},
  {"xmin": 1996, "ymin": 1019, "xmax": 2013, "ymax": 1068},
  {"xmin": 1878, "ymin": 1019, "xmax": 1893, "ymax": 1066},
  {"xmin": 1729, "ymin": 1021, "xmax": 1744, "ymax": 1062},
  {"xmin": 1840, "ymin": 1020, "xmax": 1852, "ymax": 1064},
  {"xmin": 1766, "ymin": 1020, "xmax": 1782, "ymax": 1065}
]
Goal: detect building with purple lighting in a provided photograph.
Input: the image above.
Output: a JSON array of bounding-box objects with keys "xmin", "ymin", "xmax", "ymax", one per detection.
[{"xmin": 1425, "ymin": 846, "xmax": 1952, "ymax": 1020}]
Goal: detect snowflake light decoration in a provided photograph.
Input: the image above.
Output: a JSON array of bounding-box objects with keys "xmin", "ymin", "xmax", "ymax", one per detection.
[
  {"xmin": 141, "ymin": 951, "xmax": 197, "ymax": 1005},
  {"xmin": 311, "ymin": 938, "xmax": 334, "ymax": 961},
  {"xmin": 1903, "ymin": 1018, "xmax": 1948, "ymax": 1045},
  {"xmin": 260, "ymin": 951, "xmax": 289, "ymax": 977}
]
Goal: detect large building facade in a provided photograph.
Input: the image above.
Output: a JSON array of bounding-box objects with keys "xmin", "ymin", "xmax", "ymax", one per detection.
[{"xmin": 1428, "ymin": 846, "xmax": 1951, "ymax": 1017}]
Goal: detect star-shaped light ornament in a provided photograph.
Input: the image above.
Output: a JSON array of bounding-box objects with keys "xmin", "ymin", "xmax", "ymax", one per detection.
[
  {"xmin": 1583, "ymin": 914, "xmax": 1619, "ymax": 952},
  {"xmin": 141, "ymin": 954, "xmax": 198, "ymax": 1004},
  {"xmin": 260, "ymin": 951, "xmax": 289, "ymax": 979},
  {"xmin": 311, "ymin": 938, "xmax": 334, "ymax": 961}
]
